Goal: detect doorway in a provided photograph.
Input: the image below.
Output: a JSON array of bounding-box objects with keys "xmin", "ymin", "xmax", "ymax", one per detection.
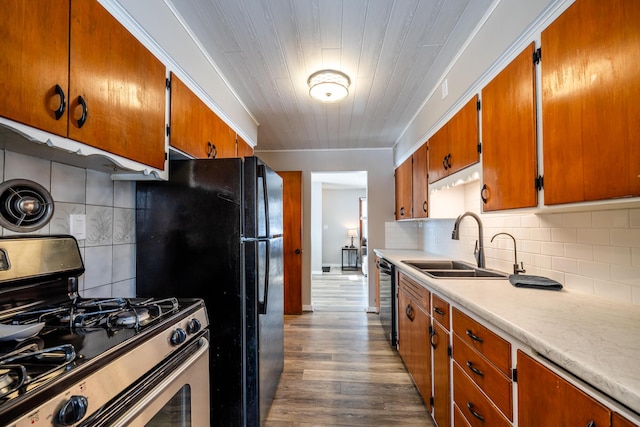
[{"xmin": 310, "ymin": 171, "xmax": 368, "ymax": 311}]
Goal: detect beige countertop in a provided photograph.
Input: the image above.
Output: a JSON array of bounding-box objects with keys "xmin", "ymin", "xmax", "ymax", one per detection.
[{"xmin": 374, "ymin": 248, "xmax": 640, "ymax": 416}]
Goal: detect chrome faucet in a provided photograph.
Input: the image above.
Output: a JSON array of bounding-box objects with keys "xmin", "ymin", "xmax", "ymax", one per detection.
[
  {"xmin": 491, "ymin": 232, "xmax": 526, "ymax": 275},
  {"xmin": 451, "ymin": 212, "xmax": 485, "ymax": 268}
]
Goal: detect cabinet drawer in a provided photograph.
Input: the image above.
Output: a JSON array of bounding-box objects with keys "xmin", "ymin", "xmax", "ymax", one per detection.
[
  {"xmin": 432, "ymin": 293, "xmax": 450, "ymax": 330},
  {"xmin": 452, "ymin": 308, "xmax": 511, "ymax": 377},
  {"xmin": 453, "ymin": 363, "xmax": 511, "ymax": 427},
  {"xmin": 453, "ymin": 333, "xmax": 512, "ymax": 420},
  {"xmin": 454, "ymin": 403, "xmax": 472, "ymax": 427},
  {"xmin": 399, "ymin": 272, "xmax": 430, "ymax": 310}
]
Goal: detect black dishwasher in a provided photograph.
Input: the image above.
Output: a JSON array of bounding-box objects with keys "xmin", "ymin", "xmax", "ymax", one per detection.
[{"xmin": 377, "ymin": 258, "xmax": 397, "ymax": 348}]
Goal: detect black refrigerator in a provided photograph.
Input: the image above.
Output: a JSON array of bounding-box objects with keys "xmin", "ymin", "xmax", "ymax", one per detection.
[{"xmin": 135, "ymin": 156, "xmax": 284, "ymax": 427}]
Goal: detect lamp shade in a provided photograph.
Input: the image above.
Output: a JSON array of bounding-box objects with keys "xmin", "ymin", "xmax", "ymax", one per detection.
[
  {"xmin": 347, "ymin": 228, "xmax": 358, "ymax": 237},
  {"xmin": 308, "ymin": 70, "xmax": 350, "ymax": 103}
]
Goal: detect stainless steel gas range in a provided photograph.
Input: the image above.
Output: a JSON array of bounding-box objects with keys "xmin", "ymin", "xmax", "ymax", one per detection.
[{"xmin": 0, "ymin": 235, "xmax": 210, "ymax": 426}]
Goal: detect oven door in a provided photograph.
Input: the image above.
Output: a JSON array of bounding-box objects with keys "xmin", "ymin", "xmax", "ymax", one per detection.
[{"xmin": 81, "ymin": 331, "xmax": 210, "ymax": 427}]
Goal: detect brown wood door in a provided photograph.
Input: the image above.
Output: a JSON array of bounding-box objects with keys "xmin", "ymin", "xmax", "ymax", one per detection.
[
  {"xmin": 394, "ymin": 157, "xmax": 413, "ymax": 219},
  {"xmin": 517, "ymin": 350, "xmax": 610, "ymax": 426},
  {"xmin": 428, "ymin": 124, "xmax": 450, "ymax": 183},
  {"xmin": 69, "ymin": 0, "xmax": 166, "ymax": 169},
  {"xmin": 412, "ymin": 143, "xmax": 429, "ymax": 218},
  {"xmin": 0, "ymin": 0, "xmax": 70, "ymax": 137},
  {"xmin": 482, "ymin": 43, "xmax": 537, "ymax": 211},
  {"xmin": 278, "ymin": 171, "xmax": 303, "ymax": 315},
  {"xmin": 169, "ymin": 73, "xmax": 212, "ymax": 158},
  {"xmin": 432, "ymin": 320, "xmax": 451, "ymax": 427},
  {"xmin": 448, "ymin": 95, "xmax": 479, "ymax": 175},
  {"xmin": 542, "ymin": 0, "xmax": 640, "ymax": 204}
]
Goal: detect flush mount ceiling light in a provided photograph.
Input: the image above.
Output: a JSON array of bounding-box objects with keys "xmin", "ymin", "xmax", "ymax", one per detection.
[{"xmin": 307, "ymin": 70, "xmax": 350, "ymax": 103}]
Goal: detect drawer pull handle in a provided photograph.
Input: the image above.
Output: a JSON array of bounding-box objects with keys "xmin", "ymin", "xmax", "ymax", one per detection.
[
  {"xmin": 466, "ymin": 361, "xmax": 484, "ymax": 376},
  {"xmin": 433, "ymin": 307, "xmax": 445, "ymax": 316},
  {"xmin": 466, "ymin": 329, "xmax": 483, "ymax": 343},
  {"xmin": 585, "ymin": 421, "xmax": 595, "ymax": 427},
  {"xmin": 430, "ymin": 326, "xmax": 437, "ymax": 349},
  {"xmin": 467, "ymin": 402, "xmax": 484, "ymax": 421},
  {"xmin": 54, "ymin": 84, "xmax": 66, "ymax": 120},
  {"xmin": 405, "ymin": 304, "xmax": 415, "ymax": 322}
]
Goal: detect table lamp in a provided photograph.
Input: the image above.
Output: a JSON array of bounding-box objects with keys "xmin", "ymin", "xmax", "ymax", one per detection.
[{"xmin": 347, "ymin": 228, "xmax": 358, "ymax": 248}]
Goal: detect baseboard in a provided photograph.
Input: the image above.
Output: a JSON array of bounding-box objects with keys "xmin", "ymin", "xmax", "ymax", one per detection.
[
  {"xmin": 366, "ymin": 306, "xmax": 378, "ymax": 313},
  {"xmin": 303, "ymin": 304, "xmax": 314, "ymax": 312}
]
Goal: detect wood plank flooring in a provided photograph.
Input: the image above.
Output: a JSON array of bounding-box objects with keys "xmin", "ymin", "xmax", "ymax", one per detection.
[{"xmin": 265, "ymin": 269, "xmax": 434, "ymax": 426}]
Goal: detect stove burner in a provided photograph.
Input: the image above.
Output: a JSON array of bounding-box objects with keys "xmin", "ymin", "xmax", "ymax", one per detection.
[{"xmin": 113, "ymin": 308, "xmax": 151, "ymax": 327}]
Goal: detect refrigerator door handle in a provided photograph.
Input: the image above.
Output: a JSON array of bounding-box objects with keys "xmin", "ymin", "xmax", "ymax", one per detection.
[
  {"xmin": 258, "ymin": 164, "xmax": 270, "ymax": 238},
  {"xmin": 258, "ymin": 239, "xmax": 270, "ymax": 315}
]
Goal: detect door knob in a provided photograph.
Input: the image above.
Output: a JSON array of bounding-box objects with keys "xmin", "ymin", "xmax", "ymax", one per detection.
[{"xmin": 295, "ymin": 248, "xmax": 301, "ymax": 254}]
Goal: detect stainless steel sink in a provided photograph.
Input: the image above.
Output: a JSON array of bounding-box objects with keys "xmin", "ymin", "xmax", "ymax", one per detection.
[{"xmin": 402, "ymin": 260, "xmax": 509, "ymax": 279}]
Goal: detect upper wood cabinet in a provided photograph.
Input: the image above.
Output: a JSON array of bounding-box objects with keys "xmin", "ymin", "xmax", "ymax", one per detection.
[
  {"xmin": 541, "ymin": 0, "xmax": 640, "ymax": 205},
  {"xmin": 237, "ymin": 135, "xmax": 254, "ymax": 158},
  {"xmin": 169, "ymin": 72, "xmax": 237, "ymax": 159},
  {"xmin": 481, "ymin": 43, "xmax": 538, "ymax": 211},
  {"xmin": 428, "ymin": 95, "xmax": 479, "ymax": 184},
  {"xmin": 412, "ymin": 143, "xmax": 429, "ymax": 219},
  {"xmin": 394, "ymin": 156, "xmax": 413, "ymax": 220},
  {"xmin": 0, "ymin": 0, "xmax": 167, "ymax": 170}
]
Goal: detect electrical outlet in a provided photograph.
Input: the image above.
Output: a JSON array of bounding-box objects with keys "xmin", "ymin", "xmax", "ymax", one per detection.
[{"xmin": 70, "ymin": 214, "xmax": 86, "ymax": 240}]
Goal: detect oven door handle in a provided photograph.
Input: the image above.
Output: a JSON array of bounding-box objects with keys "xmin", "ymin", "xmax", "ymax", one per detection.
[{"xmin": 80, "ymin": 336, "xmax": 210, "ymax": 427}]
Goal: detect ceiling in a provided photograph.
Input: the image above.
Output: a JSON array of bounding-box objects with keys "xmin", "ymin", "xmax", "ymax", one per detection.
[{"xmin": 165, "ymin": 0, "xmax": 494, "ymax": 152}]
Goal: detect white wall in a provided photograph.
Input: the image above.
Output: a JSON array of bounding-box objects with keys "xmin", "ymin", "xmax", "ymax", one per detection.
[
  {"xmin": 0, "ymin": 149, "xmax": 136, "ymax": 298},
  {"xmin": 256, "ymin": 149, "xmax": 394, "ymax": 310},
  {"xmin": 321, "ymin": 188, "xmax": 365, "ymax": 266},
  {"xmin": 310, "ymin": 181, "xmax": 323, "ymax": 274}
]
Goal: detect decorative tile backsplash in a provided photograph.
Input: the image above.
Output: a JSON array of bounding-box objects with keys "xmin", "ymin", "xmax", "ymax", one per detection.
[
  {"xmin": 0, "ymin": 149, "xmax": 136, "ymax": 298},
  {"xmin": 388, "ymin": 181, "xmax": 640, "ymax": 306}
]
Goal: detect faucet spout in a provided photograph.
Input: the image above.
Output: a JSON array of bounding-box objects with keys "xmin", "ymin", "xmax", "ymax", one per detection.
[
  {"xmin": 491, "ymin": 232, "xmax": 526, "ymax": 275},
  {"xmin": 451, "ymin": 212, "xmax": 485, "ymax": 268}
]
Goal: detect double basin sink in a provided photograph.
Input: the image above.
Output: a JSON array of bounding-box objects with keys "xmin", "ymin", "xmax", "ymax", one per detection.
[{"xmin": 402, "ymin": 260, "xmax": 509, "ymax": 279}]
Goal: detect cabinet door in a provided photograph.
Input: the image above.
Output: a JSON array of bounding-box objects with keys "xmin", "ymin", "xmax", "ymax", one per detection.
[
  {"xmin": 448, "ymin": 95, "xmax": 479, "ymax": 176},
  {"xmin": 412, "ymin": 143, "xmax": 429, "ymax": 218},
  {"xmin": 613, "ymin": 413, "xmax": 640, "ymax": 427},
  {"xmin": 169, "ymin": 73, "xmax": 212, "ymax": 158},
  {"xmin": 432, "ymin": 320, "xmax": 451, "ymax": 427},
  {"xmin": 69, "ymin": 1, "xmax": 166, "ymax": 169},
  {"xmin": 482, "ymin": 43, "xmax": 537, "ymax": 211},
  {"xmin": 0, "ymin": 0, "xmax": 70, "ymax": 136},
  {"xmin": 541, "ymin": 0, "xmax": 640, "ymax": 204},
  {"xmin": 212, "ymin": 113, "xmax": 237, "ymax": 158},
  {"xmin": 398, "ymin": 288, "xmax": 431, "ymax": 404},
  {"xmin": 428, "ymin": 124, "xmax": 450, "ymax": 184},
  {"xmin": 395, "ymin": 157, "xmax": 413, "ymax": 219},
  {"xmin": 237, "ymin": 135, "xmax": 254, "ymax": 158},
  {"xmin": 517, "ymin": 350, "xmax": 610, "ymax": 426}
]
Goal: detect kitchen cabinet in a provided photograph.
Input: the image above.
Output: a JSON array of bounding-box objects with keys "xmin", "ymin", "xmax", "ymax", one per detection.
[
  {"xmin": 517, "ymin": 350, "xmax": 610, "ymax": 426},
  {"xmin": 431, "ymin": 293, "xmax": 450, "ymax": 427},
  {"xmin": 412, "ymin": 143, "xmax": 429, "ymax": 219},
  {"xmin": 481, "ymin": 43, "xmax": 537, "ymax": 211},
  {"xmin": 394, "ymin": 156, "xmax": 413, "ymax": 219},
  {"xmin": 397, "ymin": 272, "xmax": 431, "ymax": 403},
  {"xmin": 613, "ymin": 413, "xmax": 639, "ymax": 427},
  {"xmin": 0, "ymin": 0, "xmax": 167, "ymax": 170},
  {"xmin": 452, "ymin": 308, "xmax": 512, "ymax": 423},
  {"xmin": 394, "ymin": 142, "xmax": 428, "ymax": 220},
  {"xmin": 169, "ymin": 73, "xmax": 237, "ymax": 159},
  {"xmin": 237, "ymin": 135, "xmax": 254, "ymax": 158},
  {"xmin": 541, "ymin": 0, "xmax": 640, "ymax": 205},
  {"xmin": 428, "ymin": 95, "xmax": 479, "ymax": 184}
]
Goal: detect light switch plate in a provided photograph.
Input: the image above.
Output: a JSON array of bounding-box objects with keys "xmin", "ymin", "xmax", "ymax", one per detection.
[{"xmin": 70, "ymin": 214, "xmax": 86, "ymax": 240}]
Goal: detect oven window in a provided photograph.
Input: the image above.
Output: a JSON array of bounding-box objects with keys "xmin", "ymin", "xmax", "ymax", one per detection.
[{"xmin": 146, "ymin": 385, "xmax": 192, "ymax": 426}]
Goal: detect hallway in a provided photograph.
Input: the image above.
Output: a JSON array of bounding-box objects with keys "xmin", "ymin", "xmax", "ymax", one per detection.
[{"xmin": 265, "ymin": 270, "xmax": 434, "ymax": 426}]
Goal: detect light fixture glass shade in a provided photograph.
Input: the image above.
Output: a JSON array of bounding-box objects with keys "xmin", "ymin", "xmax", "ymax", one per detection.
[
  {"xmin": 308, "ymin": 70, "xmax": 350, "ymax": 103},
  {"xmin": 347, "ymin": 229, "xmax": 358, "ymax": 237}
]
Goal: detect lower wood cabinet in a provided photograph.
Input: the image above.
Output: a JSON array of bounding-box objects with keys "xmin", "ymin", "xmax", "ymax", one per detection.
[
  {"xmin": 431, "ymin": 293, "xmax": 451, "ymax": 427},
  {"xmin": 397, "ymin": 272, "xmax": 431, "ymax": 403},
  {"xmin": 517, "ymin": 350, "xmax": 611, "ymax": 427}
]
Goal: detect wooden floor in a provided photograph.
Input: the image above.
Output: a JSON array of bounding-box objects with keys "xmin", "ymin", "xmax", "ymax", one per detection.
[{"xmin": 265, "ymin": 269, "xmax": 434, "ymax": 426}]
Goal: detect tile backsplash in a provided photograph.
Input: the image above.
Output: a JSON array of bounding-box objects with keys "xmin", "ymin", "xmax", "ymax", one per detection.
[
  {"xmin": 0, "ymin": 150, "xmax": 136, "ymax": 298},
  {"xmin": 387, "ymin": 181, "xmax": 640, "ymax": 306}
]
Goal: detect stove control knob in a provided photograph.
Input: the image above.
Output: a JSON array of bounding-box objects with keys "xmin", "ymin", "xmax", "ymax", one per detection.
[
  {"xmin": 171, "ymin": 328, "xmax": 187, "ymax": 345},
  {"xmin": 187, "ymin": 318, "xmax": 202, "ymax": 334},
  {"xmin": 56, "ymin": 395, "xmax": 88, "ymax": 425}
]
